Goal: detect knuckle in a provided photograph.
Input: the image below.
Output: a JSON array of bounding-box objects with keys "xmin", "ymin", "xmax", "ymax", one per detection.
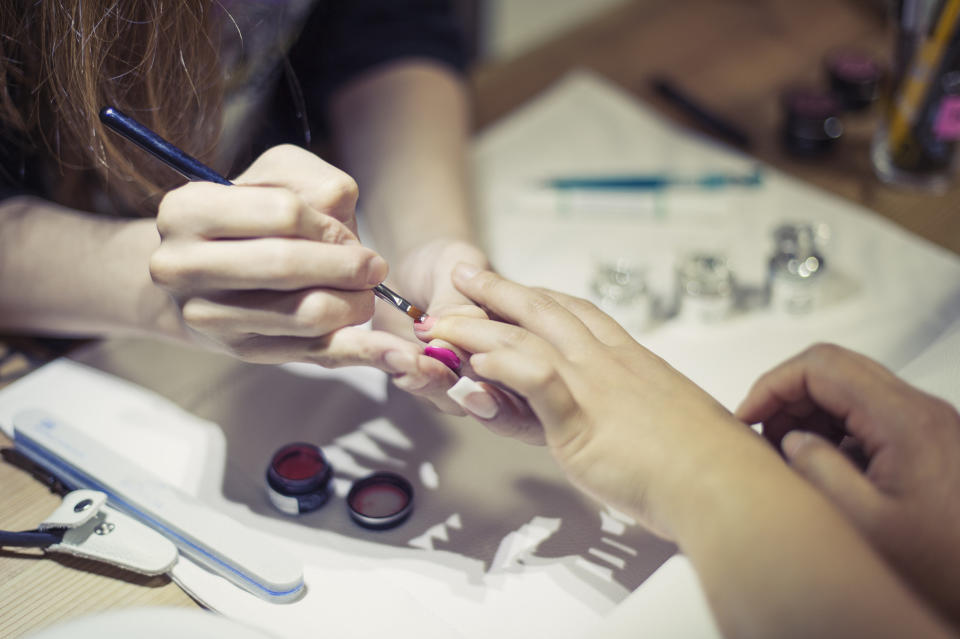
[
  {"xmin": 261, "ymin": 143, "xmax": 301, "ymax": 164},
  {"xmin": 267, "ymin": 189, "xmax": 303, "ymax": 233},
  {"xmin": 335, "ymin": 174, "xmax": 360, "ymax": 207},
  {"xmin": 148, "ymin": 249, "xmax": 180, "ymax": 287},
  {"xmin": 498, "ymin": 325, "xmax": 530, "ymax": 349},
  {"xmin": 345, "ymin": 251, "xmax": 374, "ymax": 283},
  {"xmin": 804, "ymin": 342, "xmax": 844, "ymax": 364},
  {"xmin": 562, "ymin": 294, "xmax": 599, "ymax": 315},
  {"xmin": 180, "ymin": 299, "xmax": 213, "ymax": 328},
  {"xmin": 295, "ymin": 292, "xmax": 331, "ymax": 329},
  {"xmin": 915, "ymin": 397, "xmax": 960, "ymax": 435},
  {"xmin": 156, "ymin": 187, "xmax": 192, "ymax": 236},
  {"xmin": 528, "ymin": 361, "xmax": 561, "ymax": 389},
  {"xmin": 229, "ymin": 335, "xmax": 265, "ymax": 362},
  {"xmin": 319, "ymin": 216, "xmax": 352, "ymax": 244},
  {"xmin": 526, "ymin": 291, "xmax": 562, "ymax": 316}
]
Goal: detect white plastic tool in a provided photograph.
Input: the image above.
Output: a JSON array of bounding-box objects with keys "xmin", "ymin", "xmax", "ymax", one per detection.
[{"xmin": 13, "ymin": 409, "xmax": 305, "ymax": 603}]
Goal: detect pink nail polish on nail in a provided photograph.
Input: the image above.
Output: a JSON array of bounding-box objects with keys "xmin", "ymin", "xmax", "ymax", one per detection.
[
  {"xmin": 424, "ymin": 346, "xmax": 461, "ymax": 372},
  {"xmin": 414, "ymin": 316, "xmax": 436, "ymax": 332}
]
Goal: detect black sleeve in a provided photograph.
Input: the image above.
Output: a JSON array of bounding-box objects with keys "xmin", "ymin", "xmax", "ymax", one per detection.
[
  {"xmin": 288, "ymin": 0, "xmax": 469, "ymax": 123},
  {"xmin": 0, "ymin": 134, "xmax": 38, "ymax": 202}
]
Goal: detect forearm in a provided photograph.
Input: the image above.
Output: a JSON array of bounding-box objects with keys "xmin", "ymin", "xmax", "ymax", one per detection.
[
  {"xmin": 328, "ymin": 60, "xmax": 476, "ymax": 263},
  {"xmin": 659, "ymin": 427, "xmax": 952, "ymax": 639},
  {"xmin": 0, "ymin": 196, "xmax": 187, "ymax": 341}
]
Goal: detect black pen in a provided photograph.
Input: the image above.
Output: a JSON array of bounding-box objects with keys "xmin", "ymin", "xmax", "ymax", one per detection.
[
  {"xmin": 99, "ymin": 106, "xmax": 427, "ymax": 323},
  {"xmin": 651, "ymin": 77, "xmax": 752, "ymax": 149}
]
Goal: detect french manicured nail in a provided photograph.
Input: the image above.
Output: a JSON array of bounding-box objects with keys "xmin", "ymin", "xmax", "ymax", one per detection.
[
  {"xmin": 414, "ymin": 316, "xmax": 436, "ymax": 333},
  {"xmin": 367, "ymin": 256, "xmax": 389, "ymax": 286},
  {"xmin": 424, "ymin": 346, "xmax": 461, "ymax": 372},
  {"xmin": 447, "ymin": 377, "xmax": 499, "ymax": 419},
  {"xmin": 780, "ymin": 431, "xmax": 809, "ymax": 458},
  {"xmin": 383, "ymin": 349, "xmax": 417, "ymax": 374},
  {"xmin": 453, "ymin": 262, "xmax": 481, "ymax": 281}
]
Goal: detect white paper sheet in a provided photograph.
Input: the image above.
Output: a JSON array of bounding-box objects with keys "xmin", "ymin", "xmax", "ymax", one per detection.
[{"xmin": 474, "ymin": 71, "xmax": 960, "ymax": 410}]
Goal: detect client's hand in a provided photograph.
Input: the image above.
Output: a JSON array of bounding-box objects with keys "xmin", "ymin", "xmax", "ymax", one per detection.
[
  {"xmin": 388, "ymin": 240, "xmax": 541, "ymax": 434},
  {"xmin": 150, "ymin": 145, "xmax": 453, "ymax": 388},
  {"xmin": 736, "ymin": 344, "xmax": 960, "ymax": 629},
  {"xmin": 424, "ymin": 264, "xmax": 746, "ymax": 535}
]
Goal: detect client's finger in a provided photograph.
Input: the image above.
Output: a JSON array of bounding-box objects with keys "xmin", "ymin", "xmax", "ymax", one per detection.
[
  {"xmin": 428, "ymin": 315, "xmax": 559, "ymax": 365},
  {"xmin": 447, "ymin": 377, "xmax": 545, "ymax": 445},
  {"xmin": 451, "ymin": 265, "xmax": 597, "ymax": 354},
  {"xmin": 537, "ymin": 288, "xmax": 636, "ymax": 348},
  {"xmin": 415, "ymin": 304, "xmax": 489, "ymax": 373},
  {"xmin": 469, "ymin": 350, "xmax": 579, "ymax": 437}
]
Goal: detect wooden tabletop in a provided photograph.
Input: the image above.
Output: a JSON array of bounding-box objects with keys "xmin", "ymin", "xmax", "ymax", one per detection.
[{"xmin": 1, "ymin": 0, "xmax": 957, "ymax": 636}]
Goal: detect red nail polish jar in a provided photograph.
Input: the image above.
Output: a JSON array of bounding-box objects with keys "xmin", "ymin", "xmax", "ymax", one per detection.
[{"xmin": 266, "ymin": 442, "xmax": 333, "ymax": 515}]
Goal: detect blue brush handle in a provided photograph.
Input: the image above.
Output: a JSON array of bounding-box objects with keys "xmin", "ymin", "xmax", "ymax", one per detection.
[{"xmin": 99, "ymin": 107, "xmax": 232, "ymax": 186}]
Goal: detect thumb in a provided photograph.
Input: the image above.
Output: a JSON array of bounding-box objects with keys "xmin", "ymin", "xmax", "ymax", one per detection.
[{"xmin": 781, "ymin": 430, "xmax": 882, "ymax": 526}]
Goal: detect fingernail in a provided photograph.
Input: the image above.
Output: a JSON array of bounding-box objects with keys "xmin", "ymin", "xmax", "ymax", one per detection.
[
  {"xmin": 453, "ymin": 262, "xmax": 481, "ymax": 281},
  {"xmin": 414, "ymin": 316, "xmax": 436, "ymax": 333},
  {"xmin": 424, "ymin": 345, "xmax": 461, "ymax": 372},
  {"xmin": 781, "ymin": 431, "xmax": 809, "ymax": 458},
  {"xmin": 383, "ymin": 349, "xmax": 417, "ymax": 374},
  {"xmin": 393, "ymin": 373, "xmax": 430, "ymax": 391},
  {"xmin": 447, "ymin": 377, "xmax": 499, "ymax": 420},
  {"xmin": 367, "ymin": 256, "xmax": 389, "ymax": 286}
]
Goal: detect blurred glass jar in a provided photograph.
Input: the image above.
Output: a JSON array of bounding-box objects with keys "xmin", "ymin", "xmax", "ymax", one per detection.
[
  {"xmin": 871, "ymin": 2, "xmax": 960, "ymax": 191},
  {"xmin": 768, "ymin": 222, "xmax": 827, "ymax": 314},
  {"xmin": 590, "ymin": 259, "xmax": 651, "ymax": 332},
  {"xmin": 674, "ymin": 253, "xmax": 736, "ymax": 323}
]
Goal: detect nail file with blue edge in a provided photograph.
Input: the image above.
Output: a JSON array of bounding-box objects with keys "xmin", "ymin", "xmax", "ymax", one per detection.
[{"xmin": 12, "ymin": 409, "xmax": 305, "ymax": 603}]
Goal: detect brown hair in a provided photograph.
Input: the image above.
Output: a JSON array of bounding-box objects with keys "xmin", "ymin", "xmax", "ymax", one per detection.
[{"xmin": 0, "ymin": 1, "xmax": 223, "ymax": 214}]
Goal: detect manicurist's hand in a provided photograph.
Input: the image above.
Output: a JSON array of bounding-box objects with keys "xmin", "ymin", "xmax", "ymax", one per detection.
[
  {"xmin": 736, "ymin": 344, "xmax": 960, "ymax": 629},
  {"xmin": 423, "ymin": 263, "xmax": 747, "ymax": 533},
  {"xmin": 149, "ymin": 144, "xmax": 454, "ymax": 386}
]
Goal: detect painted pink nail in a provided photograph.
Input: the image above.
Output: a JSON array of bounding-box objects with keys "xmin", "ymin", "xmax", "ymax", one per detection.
[
  {"xmin": 414, "ymin": 316, "xmax": 436, "ymax": 332},
  {"xmin": 424, "ymin": 346, "xmax": 461, "ymax": 372}
]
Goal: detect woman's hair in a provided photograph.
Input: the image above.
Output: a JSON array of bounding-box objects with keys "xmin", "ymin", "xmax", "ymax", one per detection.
[{"xmin": 0, "ymin": 1, "xmax": 223, "ymax": 214}]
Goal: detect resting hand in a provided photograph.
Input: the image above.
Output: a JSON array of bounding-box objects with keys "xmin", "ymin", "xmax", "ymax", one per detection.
[
  {"xmin": 736, "ymin": 344, "xmax": 960, "ymax": 628},
  {"xmin": 149, "ymin": 145, "xmax": 453, "ymax": 386},
  {"xmin": 424, "ymin": 264, "xmax": 746, "ymax": 536}
]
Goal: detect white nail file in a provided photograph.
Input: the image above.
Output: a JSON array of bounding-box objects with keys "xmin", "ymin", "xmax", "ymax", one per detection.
[{"xmin": 13, "ymin": 409, "xmax": 304, "ymax": 603}]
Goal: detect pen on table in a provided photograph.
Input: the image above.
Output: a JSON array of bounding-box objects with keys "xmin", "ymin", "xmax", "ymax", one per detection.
[
  {"xmin": 651, "ymin": 77, "xmax": 752, "ymax": 150},
  {"xmin": 543, "ymin": 168, "xmax": 763, "ymax": 191},
  {"xmin": 98, "ymin": 106, "xmax": 428, "ymax": 323}
]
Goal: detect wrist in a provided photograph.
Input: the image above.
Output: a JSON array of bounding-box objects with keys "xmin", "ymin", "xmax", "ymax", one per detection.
[
  {"xmin": 645, "ymin": 420, "xmax": 782, "ymax": 542},
  {"xmin": 119, "ymin": 219, "xmax": 191, "ymax": 343}
]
